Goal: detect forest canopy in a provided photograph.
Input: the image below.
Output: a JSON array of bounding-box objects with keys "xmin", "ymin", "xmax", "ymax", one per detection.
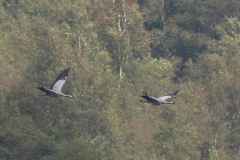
[{"xmin": 1, "ymin": 0, "xmax": 240, "ymax": 159}]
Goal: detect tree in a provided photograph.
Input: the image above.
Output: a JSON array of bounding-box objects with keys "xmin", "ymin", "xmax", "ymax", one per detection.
[{"xmin": 183, "ymin": 17, "xmax": 240, "ymax": 159}]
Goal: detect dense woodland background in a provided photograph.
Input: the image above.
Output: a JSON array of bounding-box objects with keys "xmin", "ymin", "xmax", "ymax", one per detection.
[{"xmin": 1, "ymin": 0, "xmax": 240, "ymax": 159}]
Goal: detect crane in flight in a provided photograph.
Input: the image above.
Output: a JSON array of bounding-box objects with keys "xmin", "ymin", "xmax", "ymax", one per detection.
[
  {"xmin": 139, "ymin": 90, "xmax": 179, "ymax": 105},
  {"xmin": 37, "ymin": 67, "xmax": 73, "ymax": 98}
]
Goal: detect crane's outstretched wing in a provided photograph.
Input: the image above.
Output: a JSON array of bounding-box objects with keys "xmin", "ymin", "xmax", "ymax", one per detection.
[
  {"xmin": 157, "ymin": 90, "xmax": 179, "ymax": 101},
  {"xmin": 139, "ymin": 90, "xmax": 159, "ymax": 104},
  {"xmin": 50, "ymin": 67, "xmax": 70, "ymax": 92},
  {"xmin": 37, "ymin": 83, "xmax": 50, "ymax": 94}
]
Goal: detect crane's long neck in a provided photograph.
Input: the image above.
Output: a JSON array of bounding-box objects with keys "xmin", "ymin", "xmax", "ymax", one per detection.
[
  {"xmin": 164, "ymin": 102, "xmax": 174, "ymax": 104},
  {"xmin": 62, "ymin": 94, "xmax": 74, "ymax": 98}
]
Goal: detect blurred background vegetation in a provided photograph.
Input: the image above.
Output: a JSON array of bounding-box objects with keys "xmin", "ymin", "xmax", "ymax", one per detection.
[{"xmin": 1, "ymin": 0, "xmax": 240, "ymax": 159}]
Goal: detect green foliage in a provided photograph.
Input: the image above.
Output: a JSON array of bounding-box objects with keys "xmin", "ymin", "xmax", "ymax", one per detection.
[
  {"xmin": 183, "ymin": 17, "xmax": 240, "ymax": 159},
  {"xmin": 41, "ymin": 137, "xmax": 104, "ymax": 160},
  {"xmin": 1, "ymin": 0, "xmax": 240, "ymax": 159},
  {"xmin": 0, "ymin": 113, "xmax": 55, "ymax": 159},
  {"xmin": 209, "ymin": 146, "xmax": 218, "ymax": 160}
]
